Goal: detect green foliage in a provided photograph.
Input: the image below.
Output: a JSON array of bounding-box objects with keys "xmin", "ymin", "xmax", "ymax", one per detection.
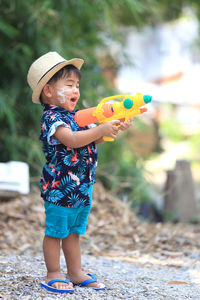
[
  {"xmin": 188, "ymin": 133, "xmax": 200, "ymax": 156},
  {"xmin": 97, "ymin": 135, "xmax": 152, "ymax": 205},
  {"xmin": 160, "ymin": 117, "xmax": 184, "ymax": 143},
  {"xmin": 0, "ymin": 0, "xmax": 151, "ymax": 176},
  {"xmin": 159, "ymin": 104, "xmax": 200, "ymax": 162},
  {"xmin": 163, "ymin": 211, "xmax": 179, "ymax": 223}
]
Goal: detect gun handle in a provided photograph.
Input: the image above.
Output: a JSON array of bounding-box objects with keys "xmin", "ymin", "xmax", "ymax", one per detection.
[{"xmin": 103, "ymin": 136, "xmax": 114, "ymax": 142}]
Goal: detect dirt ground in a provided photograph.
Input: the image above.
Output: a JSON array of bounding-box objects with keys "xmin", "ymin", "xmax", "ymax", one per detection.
[
  {"xmin": 1, "ymin": 182, "xmax": 200, "ymax": 299},
  {"xmin": 1, "ymin": 182, "xmax": 200, "ymax": 257}
]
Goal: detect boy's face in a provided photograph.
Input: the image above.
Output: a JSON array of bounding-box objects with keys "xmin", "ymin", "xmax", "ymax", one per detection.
[{"xmin": 50, "ymin": 71, "xmax": 80, "ymax": 111}]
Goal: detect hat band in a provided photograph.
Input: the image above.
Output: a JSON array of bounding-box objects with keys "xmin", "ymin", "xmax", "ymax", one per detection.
[{"xmin": 37, "ymin": 60, "xmax": 66, "ymax": 84}]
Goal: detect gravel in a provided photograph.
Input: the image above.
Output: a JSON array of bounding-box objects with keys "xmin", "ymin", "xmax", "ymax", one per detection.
[
  {"xmin": 1, "ymin": 251, "xmax": 200, "ymax": 300},
  {"xmin": 1, "ymin": 185, "xmax": 200, "ymax": 299}
]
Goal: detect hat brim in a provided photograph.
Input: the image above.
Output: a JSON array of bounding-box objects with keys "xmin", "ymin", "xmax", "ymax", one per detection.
[{"xmin": 32, "ymin": 58, "xmax": 84, "ymax": 104}]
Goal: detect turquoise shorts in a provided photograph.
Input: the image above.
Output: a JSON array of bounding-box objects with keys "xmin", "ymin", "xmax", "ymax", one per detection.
[{"xmin": 44, "ymin": 185, "xmax": 93, "ymax": 239}]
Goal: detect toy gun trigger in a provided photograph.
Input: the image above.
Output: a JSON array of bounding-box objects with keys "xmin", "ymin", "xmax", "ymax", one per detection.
[
  {"xmin": 103, "ymin": 136, "xmax": 114, "ymax": 142},
  {"xmin": 125, "ymin": 115, "xmax": 130, "ymax": 122}
]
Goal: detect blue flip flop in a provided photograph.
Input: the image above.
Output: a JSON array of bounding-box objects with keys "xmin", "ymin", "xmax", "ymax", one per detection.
[
  {"xmin": 76, "ymin": 273, "xmax": 105, "ymax": 291},
  {"xmin": 41, "ymin": 278, "xmax": 74, "ymax": 293}
]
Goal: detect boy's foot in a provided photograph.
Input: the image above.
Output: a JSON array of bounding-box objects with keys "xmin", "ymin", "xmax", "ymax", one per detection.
[
  {"xmin": 67, "ymin": 271, "xmax": 105, "ymax": 290},
  {"xmin": 45, "ymin": 274, "xmax": 73, "ymax": 291},
  {"xmin": 41, "ymin": 278, "xmax": 74, "ymax": 293}
]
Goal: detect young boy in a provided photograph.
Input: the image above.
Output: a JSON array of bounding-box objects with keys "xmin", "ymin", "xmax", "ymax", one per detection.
[{"xmin": 27, "ymin": 52, "xmax": 132, "ymax": 294}]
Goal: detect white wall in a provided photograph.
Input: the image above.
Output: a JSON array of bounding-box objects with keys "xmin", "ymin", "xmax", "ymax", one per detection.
[{"xmin": 115, "ymin": 14, "xmax": 200, "ymax": 105}]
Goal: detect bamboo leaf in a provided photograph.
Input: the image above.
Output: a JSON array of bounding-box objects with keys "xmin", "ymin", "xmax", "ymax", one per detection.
[{"xmin": 0, "ymin": 19, "xmax": 19, "ymax": 38}]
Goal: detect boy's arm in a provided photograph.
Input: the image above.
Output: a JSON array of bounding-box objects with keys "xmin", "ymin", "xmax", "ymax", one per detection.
[
  {"xmin": 95, "ymin": 137, "xmax": 105, "ymax": 145},
  {"xmin": 54, "ymin": 120, "xmax": 119, "ymax": 148}
]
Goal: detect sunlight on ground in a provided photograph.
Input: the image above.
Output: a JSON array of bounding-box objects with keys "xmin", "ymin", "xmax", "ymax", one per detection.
[
  {"xmin": 189, "ymin": 269, "xmax": 200, "ymax": 285},
  {"xmin": 105, "ymin": 252, "xmax": 186, "ymax": 268}
]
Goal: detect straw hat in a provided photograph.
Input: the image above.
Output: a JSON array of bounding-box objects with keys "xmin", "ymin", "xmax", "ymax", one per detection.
[{"xmin": 27, "ymin": 51, "xmax": 84, "ymax": 103}]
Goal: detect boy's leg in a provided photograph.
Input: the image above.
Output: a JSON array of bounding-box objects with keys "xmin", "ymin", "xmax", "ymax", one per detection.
[
  {"xmin": 43, "ymin": 235, "xmax": 73, "ymax": 290},
  {"xmin": 62, "ymin": 233, "xmax": 101, "ymax": 288}
]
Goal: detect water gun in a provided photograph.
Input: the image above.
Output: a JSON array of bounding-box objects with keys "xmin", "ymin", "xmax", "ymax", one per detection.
[{"xmin": 74, "ymin": 93, "xmax": 152, "ymax": 141}]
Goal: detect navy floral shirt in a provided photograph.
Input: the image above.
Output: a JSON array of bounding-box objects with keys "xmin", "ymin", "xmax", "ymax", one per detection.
[{"xmin": 40, "ymin": 104, "xmax": 98, "ymax": 208}]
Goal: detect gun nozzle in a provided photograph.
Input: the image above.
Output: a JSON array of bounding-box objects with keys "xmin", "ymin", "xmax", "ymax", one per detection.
[
  {"xmin": 140, "ymin": 107, "xmax": 147, "ymax": 113},
  {"xmin": 143, "ymin": 95, "xmax": 152, "ymax": 104}
]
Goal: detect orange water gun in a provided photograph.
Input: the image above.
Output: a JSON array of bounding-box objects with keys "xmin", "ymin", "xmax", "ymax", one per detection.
[{"xmin": 74, "ymin": 93, "xmax": 152, "ymax": 141}]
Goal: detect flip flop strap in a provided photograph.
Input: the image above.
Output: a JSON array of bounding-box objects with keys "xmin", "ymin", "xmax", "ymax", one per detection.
[
  {"xmin": 48, "ymin": 278, "xmax": 70, "ymax": 286},
  {"xmin": 80, "ymin": 273, "xmax": 97, "ymax": 287}
]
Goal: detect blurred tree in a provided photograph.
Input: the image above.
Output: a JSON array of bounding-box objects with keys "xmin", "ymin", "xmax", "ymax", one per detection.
[{"xmin": 0, "ymin": 0, "xmax": 154, "ymax": 171}]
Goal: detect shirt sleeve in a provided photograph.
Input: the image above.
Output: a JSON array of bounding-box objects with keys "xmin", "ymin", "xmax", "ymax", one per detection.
[
  {"xmin": 47, "ymin": 121, "xmax": 70, "ymax": 145},
  {"xmin": 40, "ymin": 111, "xmax": 70, "ymax": 145},
  {"xmin": 87, "ymin": 123, "xmax": 97, "ymax": 129}
]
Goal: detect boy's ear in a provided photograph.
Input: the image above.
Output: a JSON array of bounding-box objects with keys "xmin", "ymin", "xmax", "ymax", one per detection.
[{"xmin": 42, "ymin": 84, "xmax": 53, "ymax": 98}]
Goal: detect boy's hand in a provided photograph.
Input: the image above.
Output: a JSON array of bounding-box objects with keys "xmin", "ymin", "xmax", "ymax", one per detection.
[
  {"xmin": 100, "ymin": 120, "xmax": 120, "ymax": 139},
  {"xmin": 119, "ymin": 118, "xmax": 133, "ymax": 131}
]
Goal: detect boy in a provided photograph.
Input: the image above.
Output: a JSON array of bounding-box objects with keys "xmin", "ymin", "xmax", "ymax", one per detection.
[{"xmin": 27, "ymin": 52, "xmax": 132, "ymax": 293}]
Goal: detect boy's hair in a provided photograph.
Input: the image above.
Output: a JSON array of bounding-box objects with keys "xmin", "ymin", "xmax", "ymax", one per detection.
[
  {"xmin": 48, "ymin": 64, "xmax": 81, "ymax": 84},
  {"xmin": 40, "ymin": 64, "xmax": 81, "ymax": 104}
]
